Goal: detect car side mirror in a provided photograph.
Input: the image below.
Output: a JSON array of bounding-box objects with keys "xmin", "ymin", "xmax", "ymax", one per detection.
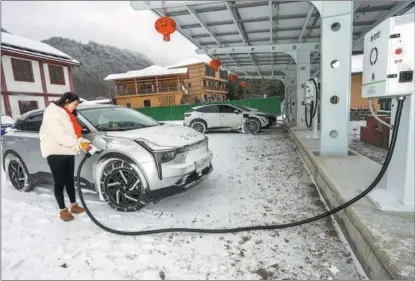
[
  {"xmin": 234, "ymin": 110, "xmax": 240, "ymax": 114},
  {"xmin": 82, "ymin": 128, "xmax": 90, "ymax": 134}
]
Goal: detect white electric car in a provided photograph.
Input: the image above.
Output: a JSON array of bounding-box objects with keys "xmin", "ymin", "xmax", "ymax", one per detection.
[
  {"xmin": 184, "ymin": 104, "xmax": 269, "ymax": 134},
  {"xmin": 2, "ymin": 104, "xmax": 213, "ymax": 212}
]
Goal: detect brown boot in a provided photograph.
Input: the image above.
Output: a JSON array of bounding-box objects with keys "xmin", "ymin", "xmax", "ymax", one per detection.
[
  {"xmin": 70, "ymin": 203, "xmax": 85, "ymax": 214},
  {"xmin": 60, "ymin": 208, "xmax": 74, "ymax": 222}
]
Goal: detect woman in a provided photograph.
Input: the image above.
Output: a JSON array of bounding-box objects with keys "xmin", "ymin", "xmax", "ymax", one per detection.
[{"xmin": 39, "ymin": 92, "xmax": 91, "ymax": 222}]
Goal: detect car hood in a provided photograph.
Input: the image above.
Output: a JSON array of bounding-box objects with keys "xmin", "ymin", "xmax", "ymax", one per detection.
[
  {"xmin": 105, "ymin": 124, "xmax": 205, "ymax": 149},
  {"xmin": 251, "ymin": 111, "xmax": 275, "ymax": 117}
]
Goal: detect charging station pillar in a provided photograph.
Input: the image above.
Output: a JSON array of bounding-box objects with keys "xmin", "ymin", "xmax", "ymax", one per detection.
[
  {"xmin": 386, "ymin": 94, "xmax": 415, "ymax": 207},
  {"xmin": 296, "ymin": 51, "xmax": 311, "ymax": 130},
  {"xmin": 312, "ymin": 1, "xmax": 353, "ymax": 156},
  {"xmin": 285, "ymin": 77, "xmax": 297, "ymax": 126}
]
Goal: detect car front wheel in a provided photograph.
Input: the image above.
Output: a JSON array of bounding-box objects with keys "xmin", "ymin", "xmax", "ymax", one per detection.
[
  {"xmin": 244, "ymin": 118, "xmax": 261, "ymax": 134},
  {"xmin": 100, "ymin": 159, "xmax": 147, "ymax": 212}
]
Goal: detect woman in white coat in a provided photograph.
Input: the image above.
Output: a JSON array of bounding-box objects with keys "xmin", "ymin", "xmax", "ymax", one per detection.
[{"xmin": 39, "ymin": 92, "xmax": 91, "ymax": 222}]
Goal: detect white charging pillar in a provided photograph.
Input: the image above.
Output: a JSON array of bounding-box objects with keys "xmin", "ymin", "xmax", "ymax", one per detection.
[{"xmin": 361, "ymin": 13, "xmax": 414, "ymax": 211}]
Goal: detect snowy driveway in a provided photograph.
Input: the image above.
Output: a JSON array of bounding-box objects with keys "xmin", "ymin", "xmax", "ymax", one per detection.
[{"xmin": 1, "ymin": 127, "xmax": 365, "ymax": 280}]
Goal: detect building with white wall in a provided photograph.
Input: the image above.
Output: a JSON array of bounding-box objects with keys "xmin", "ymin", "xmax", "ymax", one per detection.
[{"xmin": 1, "ymin": 31, "xmax": 80, "ymax": 118}]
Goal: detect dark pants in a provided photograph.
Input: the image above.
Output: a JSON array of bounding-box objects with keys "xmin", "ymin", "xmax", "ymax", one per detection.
[{"xmin": 47, "ymin": 155, "xmax": 76, "ymax": 209}]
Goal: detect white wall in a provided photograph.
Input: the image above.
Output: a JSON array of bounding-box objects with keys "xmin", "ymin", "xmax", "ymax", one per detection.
[
  {"xmin": 47, "ymin": 96, "xmax": 61, "ymax": 103},
  {"xmin": 43, "ymin": 63, "xmax": 71, "ymax": 94},
  {"xmin": 1, "ymin": 55, "xmax": 43, "ymax": 93},
  {"xmin": 1, "ymin": 95, "xmax": 5, "ymax": 115},
  {"xmin": 8, "ymin": 95, "xmax": 45, "ymax": 119}
]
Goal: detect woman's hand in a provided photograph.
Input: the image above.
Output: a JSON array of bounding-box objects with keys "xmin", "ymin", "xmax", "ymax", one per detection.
[
  {"xmin": 84, "ymin": 144, "xmax": 94, "ymax": 152},
  {"xmin": 79, "ymin": 139, "xmax": 91, "ymax": 152}
]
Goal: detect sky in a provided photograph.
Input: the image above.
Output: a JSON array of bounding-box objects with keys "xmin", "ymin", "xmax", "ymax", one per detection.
[{"xmin": 1, "ymin": 1, "xmax": 210, "ymax": 66}]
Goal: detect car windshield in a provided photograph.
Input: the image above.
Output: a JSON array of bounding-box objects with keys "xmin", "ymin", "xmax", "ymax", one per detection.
[{"xmin": 78, "ymin": 107, "xmax": 159, "ymax": 131}]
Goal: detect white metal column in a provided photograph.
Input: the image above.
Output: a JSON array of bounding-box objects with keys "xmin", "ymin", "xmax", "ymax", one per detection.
[
  {"xmin": 296, "ymin": 51, "xmax": 311, "ymax": 129},
  {"xmin": 285, "ymin": 77, "xmax": 297, "ymax": 125},
  {"xmin": 313, "ymin": 1, "xmax": 353, "ymax": 156},
  {"xmin": 387, "ymin": 95, "xmax": 414, "ymax": 207}
]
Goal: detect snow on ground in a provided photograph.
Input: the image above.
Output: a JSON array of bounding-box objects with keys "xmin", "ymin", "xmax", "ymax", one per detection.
[{"xmin": 1, "ymin": 128, "xmax": 365, "ymax": 280}]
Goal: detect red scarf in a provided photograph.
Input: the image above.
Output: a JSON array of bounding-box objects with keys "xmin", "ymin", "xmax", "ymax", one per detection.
[{"xmin": 63, "ymin": 107, "xmax": 82, "ymax": 138}]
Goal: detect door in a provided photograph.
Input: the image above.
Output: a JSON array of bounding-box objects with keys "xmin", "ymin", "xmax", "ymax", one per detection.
[
  {"xmin": 22, "ymin": 112, "xmax": 50, "ymax": 175},
  {"xmin": 196, "ymin": 105, "xmax": 221, "ymax": 128},
  {"xmin": 219, "ymin": 105, "xmax": 243, "ymax": 128}
]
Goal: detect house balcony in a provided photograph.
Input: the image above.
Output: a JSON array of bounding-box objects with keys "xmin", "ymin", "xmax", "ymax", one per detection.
[
  {"xmin": 203, "ymin": 86, "xmax": 228, "ymax": 93},
  {"xmin": 117, "ymin": 85, "xmax": 188, "ymax": 97}
]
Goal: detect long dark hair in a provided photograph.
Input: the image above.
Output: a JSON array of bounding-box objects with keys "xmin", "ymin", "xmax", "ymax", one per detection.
[{"xmin": 53, "ymin": 92, "xmax": 81, "ymax": 116}]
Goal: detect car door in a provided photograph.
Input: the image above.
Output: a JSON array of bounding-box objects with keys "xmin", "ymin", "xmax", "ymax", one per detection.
[
  {"xmin": 219, "ymin": 105, "xmax": 243, "ymax": 128},
  {"xmin": 2, "ymin": 117, "xmax": 29, "ymax": 163},
  {"xmin": 196, "ymin": 105, "xmax": 221, "ymax": 128},
  {"xmin": 22, "ymin": 112, "xmax": 50, "ymax": 175}
]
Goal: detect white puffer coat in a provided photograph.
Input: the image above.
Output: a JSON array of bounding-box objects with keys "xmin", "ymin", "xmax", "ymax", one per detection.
[{"xmin": 39, "ymin": 103, "xmax": 81, "ymax": 158}]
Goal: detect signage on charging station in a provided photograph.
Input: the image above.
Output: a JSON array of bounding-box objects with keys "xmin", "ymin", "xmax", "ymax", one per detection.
[{"xmin": 362, "ymin": 13, "xmax": 414, "ymax": 98}]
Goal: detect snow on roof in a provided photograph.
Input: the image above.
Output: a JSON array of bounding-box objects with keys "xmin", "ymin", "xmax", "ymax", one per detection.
[
  {"xmin": 1, "ymin": 32, "xmax": 79, "ymax": 64},
  {"xmin": 165, "ymin": 57, "xmax": 211, "ymax": 69},
  {"xmin": 104, "ymin": 65, "xmax": 188, "ymax": 81}
]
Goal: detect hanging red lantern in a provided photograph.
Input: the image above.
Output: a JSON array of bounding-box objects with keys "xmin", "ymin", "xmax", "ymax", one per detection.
[
  {"xmin": 229, "ymin": 74, "xmax": 238, "ymax": 83},
  {"xmin": 241, "ymin": 81, "xmax": 248, "ymax": 88},
  {"xmin": 210, "ymin": 58, "xmax": 222, "ymax": 72},
  {"xmin": 155, "ymin": 16, "xmax": 177, "ymax": 42}
]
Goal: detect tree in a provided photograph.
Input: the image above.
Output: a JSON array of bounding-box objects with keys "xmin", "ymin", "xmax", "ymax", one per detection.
[{"xmin": 226, "ymin": 78, "xmax": 284, "ymax": 100}]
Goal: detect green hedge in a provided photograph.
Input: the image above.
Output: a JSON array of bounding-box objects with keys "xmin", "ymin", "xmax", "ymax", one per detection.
[{"xmin": 136, "ymin": 97, "xmax": 281, "ymax": 121}]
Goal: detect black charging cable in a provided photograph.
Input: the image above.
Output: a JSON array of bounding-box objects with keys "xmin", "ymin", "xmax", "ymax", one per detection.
[{"xmin": 76, "ymin": 97, "xmax": 405, "ymax": 236}]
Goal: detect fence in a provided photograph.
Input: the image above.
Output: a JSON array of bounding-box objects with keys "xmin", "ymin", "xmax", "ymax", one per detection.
[{"xmin": 136, "ymin": 97, "xmax": 281, "ymax": 121}]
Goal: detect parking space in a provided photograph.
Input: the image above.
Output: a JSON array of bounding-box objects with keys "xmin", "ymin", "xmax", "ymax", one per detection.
[{"xmin": 1, "ymin": 127, "xmax": 366, "ymax": 279}]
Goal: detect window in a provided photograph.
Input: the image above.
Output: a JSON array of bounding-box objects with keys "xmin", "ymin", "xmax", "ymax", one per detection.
[
  {"xmin": 144, "ymin": 100, "xmax": 151, "ymax": 107},
  {"xmin": 126, "ymin": 103, "xmax": 131, "ymax": 108},
  {"xmin": 24, "ymin": 113, "xmax": 43, "ymax": 132},
  {"xmin": 11, "ymin": 58, "xmax": 34, "ymax": 82},
  {"xmin": 77, "ymin": 118, "xmax": 90, "ymax": 133},
  {"xmin": 118, "ymin": 84, "xmax": 126, "ymax": 93},
  {"xmin": 204, "ymin": 65, "xmax": 215, "ymax": 77},
  {"xmin": 220, "ymin": 105, "xmax": 238, "ymax": 113},
  {"xmin": 188, "ymin": 83, "xmax": 192, "ymax": 88},
  {"xmin": 219, "ymin": 70, "xmax": 228, "ymax": 80},
  {"xmin": 203, "ymin": 80, "xmax": 206, "ymax": 87},
  {"xmin": 18, "ymin": 100, "xmax": 38, "ymax": 115},
  {"xmin": 78, "ymin": 107, "xmax": 159, "ymax": 132},
  {"xmin": 48, "ymin": 65, "xmax": 65, "ymax": 85},
  {"xmin": 196, "ymin": 105, "xmax": 219, "ymax": 113}
]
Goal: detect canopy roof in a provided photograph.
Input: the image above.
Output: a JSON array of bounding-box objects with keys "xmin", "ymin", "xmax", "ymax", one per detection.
[{"xmin": 131, "ymin": 0, "xmax": 414, "ymax": 77}]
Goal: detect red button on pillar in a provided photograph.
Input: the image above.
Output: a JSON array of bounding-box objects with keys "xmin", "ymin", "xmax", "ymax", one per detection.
[{"xmin": 395, "ymin": 48, "xmax": 403, "ymax": 55}]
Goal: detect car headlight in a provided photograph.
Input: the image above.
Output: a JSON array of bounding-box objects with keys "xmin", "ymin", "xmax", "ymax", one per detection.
[
  {"xmin": 136, "ymin": 140, "xmax": 178, "ymax": 179},
  {"xmin": 158, "ymin": 150, "xmax": 177, "ymax": 163}
]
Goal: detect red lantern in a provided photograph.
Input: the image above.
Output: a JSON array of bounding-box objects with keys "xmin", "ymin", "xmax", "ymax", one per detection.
[
  {"xmin": 210, "ymin": 59, "xmax": 222, "ymax": 72},
  {"xmin": 229, "ymin": 74, "xmax": 238, "ymax": 83},
  {"xmin": 241, "ymin": 81, "xmax": 248, "ymax": 88},
  {"xmin": 155, "ymin": 16, "xmax": 177, "ymax": 42}
]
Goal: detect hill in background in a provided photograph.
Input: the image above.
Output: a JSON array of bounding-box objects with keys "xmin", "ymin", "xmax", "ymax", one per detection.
[{"xmin": 42, "ymin": 37, "xmax": 153, "ymax": 100}]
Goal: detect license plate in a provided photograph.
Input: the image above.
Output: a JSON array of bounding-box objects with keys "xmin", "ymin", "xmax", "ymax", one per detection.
[{"xmin": 195, "ymin": 156, "xmax": 211, "ymax": 173}]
